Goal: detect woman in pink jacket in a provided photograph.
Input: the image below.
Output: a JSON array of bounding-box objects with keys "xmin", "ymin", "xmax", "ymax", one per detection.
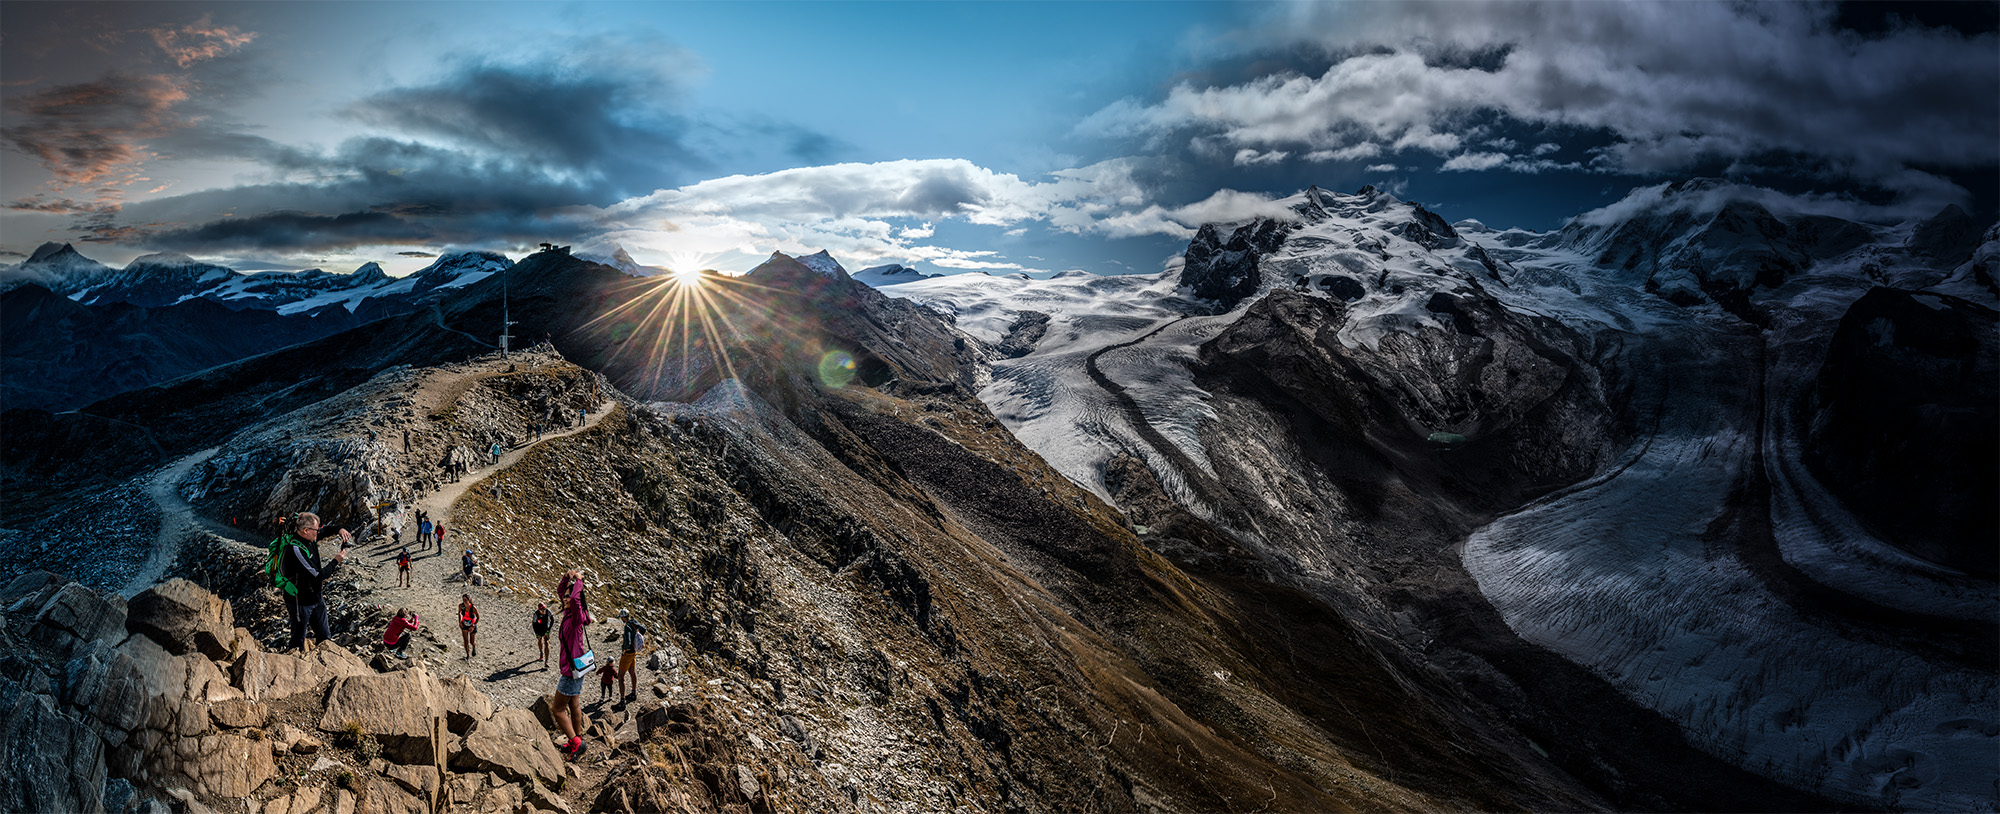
[{"xmin": 553, "ymin": 569, "xmax": 592, "ymax": 757}]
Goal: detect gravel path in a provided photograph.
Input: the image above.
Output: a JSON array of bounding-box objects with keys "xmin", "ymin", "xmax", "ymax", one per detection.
[{"xmin": 356, "ymin": 394, "xmax": 620, "ymax": 711}]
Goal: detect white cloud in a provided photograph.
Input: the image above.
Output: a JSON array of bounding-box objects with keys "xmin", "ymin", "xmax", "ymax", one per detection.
[
  {"xmin": 1082, "ymin": 1, "xmax": 1998, "ymax": 192},
  {"xmin": 583, "ymin": 157, "xmax": 1194, "ymax": 271},
  {"xmin": 1363, "ymin": 163, "xmax": 1399, "ymax": 173},
  {"xmin": 1303, "ymin": 142, "xmax": 1383, "ymax": 162},
  {"xmin": 1233, "ymin": 148, "xmax": 1290, "ymax": 167},
  {"xmin": 1572, "ymin": 178, "xmax": 1964, "ymax": 228},
  {"xmin": 1441, "ymin": 152, "xmax": 1509, "ymax": 172}
]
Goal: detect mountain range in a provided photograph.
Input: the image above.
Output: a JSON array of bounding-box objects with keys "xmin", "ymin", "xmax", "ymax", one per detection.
[{"xmin": 1, "ymin": 180, "xmax": 1994, "ymax": 813}]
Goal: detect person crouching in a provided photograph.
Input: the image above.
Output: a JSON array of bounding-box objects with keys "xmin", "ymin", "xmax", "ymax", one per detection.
[{"xmin": 384, "ymin": 608, "xmax": 420, "ymax": 658}]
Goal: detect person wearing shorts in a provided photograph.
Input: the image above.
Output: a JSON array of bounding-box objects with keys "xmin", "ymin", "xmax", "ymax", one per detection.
[
  {"xmin": 458, "ymin": 594, "xmax": 479, "ymax": 658},
  {"xmin": 554, "ymin": 570, "xmax": 592, "ymax": 757},
  {"xmin": 616, "ymin": 609, "xmax": 646, "ymax": 702}
]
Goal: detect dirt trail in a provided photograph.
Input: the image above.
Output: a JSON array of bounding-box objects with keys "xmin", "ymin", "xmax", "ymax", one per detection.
[
  {"xmin": 122, "ymin": 447, "xmax": 221, "ymax": 598},
  {"xmin": 357, "ymin": 385, "xmax": 624, "ymax": 712}
]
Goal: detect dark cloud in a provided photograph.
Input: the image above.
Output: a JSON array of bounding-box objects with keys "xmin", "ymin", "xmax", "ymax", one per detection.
[
  {"xmin": 396, "ymin": 250, "xmax": 436, "ymax": 258},
  {"xmin": 344, "ymin": 58, "xmax": 707, "ymax": 200},
  {"xmin": 144, "ymin": 210, "xmax": 435, "ymax": 252},
  {"xmin": 0, "ymin": 73, "xmax": 189, "ymax": 187}
]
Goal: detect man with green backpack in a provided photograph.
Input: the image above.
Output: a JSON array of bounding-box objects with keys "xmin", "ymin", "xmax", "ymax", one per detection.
[{"xmin": 267, "ymin": 512, "xmax": 351, "ymax": 653}]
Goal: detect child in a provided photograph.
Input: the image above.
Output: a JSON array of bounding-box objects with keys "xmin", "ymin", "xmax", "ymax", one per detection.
[
  {"xmin": 384, "ymin": 608, "xmax": 419, "ymax": 658},
  {"xmin": 597, "ymin": 659, "xmax": 620, "ymax": 702}
]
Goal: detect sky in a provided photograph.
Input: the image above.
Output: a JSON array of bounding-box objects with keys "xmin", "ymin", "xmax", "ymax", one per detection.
[{"xmin": 1, "ymin": 1, "xmax": 1995, "ymax": 277}]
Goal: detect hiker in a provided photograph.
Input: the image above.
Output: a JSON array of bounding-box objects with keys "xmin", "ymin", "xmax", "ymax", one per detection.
[
  {"xmin": 275, "ymin": 512, "xmax": 350, "ymax": 654},
  {"xmin": 490, "ymin": 442, "xmax": 501, "ymax": 465},
  {"xmin": 396, "ymin": 546, "xmax": 412, "ymax": 588},
  {"xmin": 384, "ymin": 608, "xmax": 420, "ymax": 658},
  {"xmin": 554, "ymin": 569, "xmax": 593, "ymax": 758},
  {"xmin": 617, "ymin": 609, "xmax": 647, "ymax": 701},
  {"xmin": 597, "ymin": 659, "xmax": 619, "ymax": 702},
  {"xmin": 418, "ymin": 518, "xmax": 433, "ymax": 548},
  {"xmin": 461, "ymin": 548, "xmax": 476, "ymax": 582},
  {"xmin": 390, "ymin": 523, "xmax": 402, "ymax": 549},
  {"xmin": 533, "ymin": 602, "xmax": 553, "ymax": 666},
  {"xmin": 436, "ymin": 522, "xmax": 448, "ymax": 551},
  {"xmin": 459, "ymin": 594, "xmax": 480, "ymax": 658}
]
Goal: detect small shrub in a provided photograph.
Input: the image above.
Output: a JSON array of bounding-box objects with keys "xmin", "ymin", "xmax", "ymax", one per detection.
[
  {"xmin": 356, "ymin": 734, "xmax": 381, "ymax": 762},
  {"xmin": 245, "ymin": 728, "xmax": 265, "ymax": 741},
  {"xmin": 336, "ymin": 720, "xmax": 365, "ymax": 748},
  {"xmin": 336, "ymin": 771, "xmax": 356, "ymax": 790}
]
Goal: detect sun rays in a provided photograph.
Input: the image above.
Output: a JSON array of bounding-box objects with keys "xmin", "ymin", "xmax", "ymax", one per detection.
[{"xmin": 575, "ymin": 262, "xmax": 839, "ymax": 399}]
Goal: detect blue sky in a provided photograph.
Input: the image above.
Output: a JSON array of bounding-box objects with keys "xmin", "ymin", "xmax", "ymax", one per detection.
[{"xmin": 2, "ymin": 1, "xmax": 1994, "ymax": 276}]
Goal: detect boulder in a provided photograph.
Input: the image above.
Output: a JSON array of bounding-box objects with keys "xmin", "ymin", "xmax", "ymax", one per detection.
[
  {"xmin": 356, "ymin": 777, "xmax": 426, "ymax": 814},
  {"xmin": 0, "ymin": 690, "xmax": 107, "ymax": 814},
  {"xmin": 319, "ymin": 668, "xmax": 444, "ymax": 763},
  {"xmin": 436, "ymin": 674, "xmax": 494, "ymax": 735},
  {"xmin": 35, "ymin": 583, "xmax": 128, "ymax": 645},
  {"xmin": 381, "ymin": 763, "xmax": 439, "ymax": 800},
  {"xmin": 450, "ymin": 707, "xmax": 563, "ymax": 787},
  {"xmin": 524, "ymin": 779, "xmax": 572, "ymax": 814},
  {"xmin": 209, "ymin": 699, "xmax": 268, "ymax": 729},
  {"xmin": 528, "ymin": 694, "xmax": 558, "ymax": 731},
  {"xmin": 778, "ymin": 714, "xmax": 819, "ymax": 759},
  {"xmin": 178, "ymin": 731, "xmax": 275, "ymax": 798},
  {"xmin": 233, "ymin": 643, "xmax": 368, "ymax": 702},
  {"xmin": 1, "ymin": 570, "xmax": 64, "ymax": 610},
  {"xmin": 126, "ymin": 579, "xmax": 235, "ymax": 660},
  {"xmin": 331, "ymin": 788, "xmax": 356, "ymax": 814},
  {"xmin": 62, "ymin": 640, "xmax": 151, "ymax": 736}
]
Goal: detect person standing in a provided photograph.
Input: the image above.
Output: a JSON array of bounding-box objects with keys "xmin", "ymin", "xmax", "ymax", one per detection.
[
  {"xmin": 490, "ymin": 442, "xmax": 502, "ymax": 465},
  {"xmin": 616, "ymin": 609, "xmax": 647, "ymax": 702},
  {"xmin": 396, "ymin": 546, "xmax": 412, "ymax": 588},
  {"xmin": 554, "ymin": 569, "xmax": 592, "ymax": 758},
  {"xmin": 384, "ymin": 608, "xmax": 419, "ymax": 658},
  {"xmin": 436, "ymin": 522, "xmax": 448, "ymax": 552},
  {"xmin": 418, "ymin": 517, "xmax": 433, "ymax": 548},
  {"xmin": 458, "ymin": 594, "xmax": 480, "ymax": 658},
  {"xmin": 597, "ymin": 659, "xmax": 619, "ymax": 702},
  {"xmin": 532, "ymin": 602, "xmax": 553, "ymax": 666},
  {"xmin": 279, "ymin": 512, "xmax": 350, "ymax": 654}
]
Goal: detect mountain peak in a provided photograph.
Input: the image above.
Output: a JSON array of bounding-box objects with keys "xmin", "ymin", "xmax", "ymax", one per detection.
[
  {"xmin": 793, "ymin": 250, "xmax": 849, "ymax": 279},
  {"xmin": 26, "ymin": 242, "xmax": 79, "ymax": 264}
]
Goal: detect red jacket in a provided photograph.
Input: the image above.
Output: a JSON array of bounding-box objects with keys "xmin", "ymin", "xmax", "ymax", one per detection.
[{"xmin": 384, "ymin": 613, "xmax": 420, "ymax": 645}]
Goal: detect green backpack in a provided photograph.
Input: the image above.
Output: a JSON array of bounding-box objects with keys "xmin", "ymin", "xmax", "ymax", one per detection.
[{"xmin": 267, "ymin": 534, "xmax": 302, "ymax": 597}]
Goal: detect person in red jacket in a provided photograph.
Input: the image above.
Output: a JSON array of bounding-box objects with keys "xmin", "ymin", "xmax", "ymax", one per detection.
[
  {"xmin": 458, "ymin": 594, "xmax": 480, "ymax": 658},
  {"xmin": 384, "ymin": 608, "xmax": 419, "ymax": 658}
]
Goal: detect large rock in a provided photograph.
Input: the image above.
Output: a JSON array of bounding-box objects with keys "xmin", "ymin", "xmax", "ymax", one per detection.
[
  {"xmin": 126, "ymin": 579, "xmax": 235, "ymax": 660},
  {"xmin": 36, "ymin": 583, "xmax": 127, "ymax": 645},
  {"xmin": 233, "ymin": 642, "xmax": 369, "ymax": 701},
  {"xmin": 436, "ymin": 674, "xmax": 494, "ymax": 735},
  {"xmin": 2, "ymin": 571, "xmax": 65, "ymax": 613},
  {"xmin": 209, "ymin": 699, "xmax": 268, "ymax": 729},
  {"xmin": 1, "ymin": 689, "xmax": 108, "ymax": 814},
  {"xmin": 1809, "ymin": 287, "xmax": 2000, "ymax": 576},
  {"xmin": 450, "ymin": 707, "xmax": 563, "ymax": 787},
  {"xmin": 356, "ymin": 777, "xmax": 426, "ymax": 814},
  {"xmin": 176, "ymin": 732, "xmax": 275, "ymax": 798},
  {"xmin": 62, "ymin": 640, "xmax": 151, "ymax": 739},
  {"xmin": 319, "ymin": 668, "xmax": 444, "ymax": 763}
]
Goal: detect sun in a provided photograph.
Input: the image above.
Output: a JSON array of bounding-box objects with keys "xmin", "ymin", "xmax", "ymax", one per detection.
[{"xmin": 671, "ymin": 266, "xmax": 705, "ymax": 286}]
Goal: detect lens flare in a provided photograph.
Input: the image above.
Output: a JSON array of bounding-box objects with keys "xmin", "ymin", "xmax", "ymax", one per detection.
[{"xmin": 817, "ymin": 350, "xmax": 857, "ymax": 388}]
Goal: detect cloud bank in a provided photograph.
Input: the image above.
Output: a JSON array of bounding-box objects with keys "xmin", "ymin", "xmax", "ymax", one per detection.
[{"xmin": 1079, "ymin": 1, "xmax": 1997, "ymax": 195}]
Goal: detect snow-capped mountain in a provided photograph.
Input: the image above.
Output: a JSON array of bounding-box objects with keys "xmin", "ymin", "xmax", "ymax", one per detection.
[
  {"xmin": 575, "ymin": 242, "xmax": 671, "ymax": 277},
  {"xmin": 851, "ymin": 180, "xmax": 1998, "ymax": 811},
  {"xmin": 0, "ymin": 242, "xmax": 117, "ymax": 296},
  {"xmin": 68, "ymin": 251, "xmax": 241, "ymax": 308},
  {"xmin": 793, "ymin": 249, "xmax": 848, "ymax": 278},
  {"xmin": 852, "ymin": 263, "xmax": 936, "ymax": 286}
]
